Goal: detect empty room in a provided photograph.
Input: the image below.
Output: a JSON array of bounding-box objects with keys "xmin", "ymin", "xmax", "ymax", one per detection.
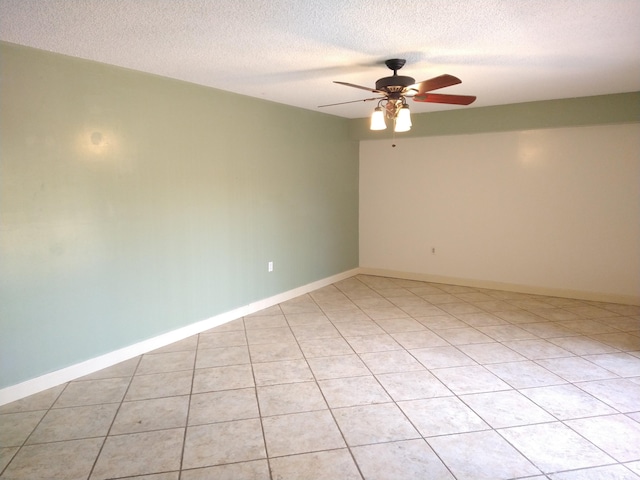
[{"xmin": 1, "ymin": 1, "xmax": 639, "ymax": 479}]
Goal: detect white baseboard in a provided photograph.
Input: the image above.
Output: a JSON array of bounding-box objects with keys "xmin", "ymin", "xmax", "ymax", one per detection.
[
  {"xmin": 359, "ymin": 268, "xmax": 640, "ymax": 306},
  {"xmin": 0, "ymin": 268, "xmax": 360, "ymax": 406}
]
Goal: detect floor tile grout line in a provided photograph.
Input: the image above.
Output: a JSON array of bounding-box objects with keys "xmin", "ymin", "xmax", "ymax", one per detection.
[
  {"xmin": 0, "ymin": 378, "xmax": 69, "ymax": 477},
  {"xmin": 537, "ymin": 461, "xmax": 636, "ymax": 479},
  {"xmin": 494, "ymin": 423, "xmax": 625, "ymax": 477},
  {"xmin": 571, "ymin": 379, "xmax": 631, "ymax": 415},
  {"xmin": 558, "ymin": 412, "xmax": 636, "ymax": 466},
  {"xmin": 490, "ymin": 425, "xmax": 556, "ymax": 478},
  {"xmin": 86, "ymin": 354, "xmax": 142, "ymax": 480},
  {"xmin": 521, "ymin": 382, "xmax": 627, "ymax": 421},
  {"xmin": 295, "ymin": 282, "xmax": 380, "ymax": 480},
  {"xmin": 175, "ymin": 334, "xmax": 200, "ymax": 480},
  {"xmin": 243, "ymin": 316, "xmax": 275, "ymax": 480}
]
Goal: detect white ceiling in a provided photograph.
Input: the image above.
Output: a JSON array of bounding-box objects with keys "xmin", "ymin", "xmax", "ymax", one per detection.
[{"xmin": 1, "ymin": 0, "xmax": 639, "ymax": 119}]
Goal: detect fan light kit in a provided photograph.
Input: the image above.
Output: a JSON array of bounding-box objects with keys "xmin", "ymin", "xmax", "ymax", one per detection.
[{"xmin": 319, "ymin": 59, "xmax": 476, "ymax": 132}]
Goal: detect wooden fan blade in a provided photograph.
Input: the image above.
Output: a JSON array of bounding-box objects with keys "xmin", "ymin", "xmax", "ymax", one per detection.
[
  {"xmin": 413, "ymin": 74, "xmax": 462, "ymax": 94},
  {"xmin": 318, "ymin": 97, "xmax": 383, "ymax": 108},
  {"xmin": 413, "ymin": 93, "xmax": 476, "ymax": 105},
  {"xmin": 333, "ymin": 81, "xmax": 382, "ymax": 93}
]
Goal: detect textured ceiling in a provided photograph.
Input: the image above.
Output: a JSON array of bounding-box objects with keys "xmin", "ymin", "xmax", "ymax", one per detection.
[{"xmin": 1, "ymin": 0, "xmax": 639, "ymax": 119}]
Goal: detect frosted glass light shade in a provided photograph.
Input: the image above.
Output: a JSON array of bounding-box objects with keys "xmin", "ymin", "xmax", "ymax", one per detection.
[
  {"xmin": 370, "ymin": 107, "xmax": 387, "ymax": 130},
  {"xmin": 394, "ymin": 105, "xmax": 412, "ymax": 132}
]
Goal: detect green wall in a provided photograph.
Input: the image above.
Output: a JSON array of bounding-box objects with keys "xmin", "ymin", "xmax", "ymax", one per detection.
[{"xmin": 0, "ymin": 42, "xmax": 359, "ymax": 389}]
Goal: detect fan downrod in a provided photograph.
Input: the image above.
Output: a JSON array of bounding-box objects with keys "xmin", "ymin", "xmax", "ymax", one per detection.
[{"xmin": 385, "ymin": 59, "xmax": 406, "ymax": 73}]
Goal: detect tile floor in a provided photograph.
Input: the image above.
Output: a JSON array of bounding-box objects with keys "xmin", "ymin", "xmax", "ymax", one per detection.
[{"xmin": 1, "ymin": 274, "xmax": 640, "ymax": 479}]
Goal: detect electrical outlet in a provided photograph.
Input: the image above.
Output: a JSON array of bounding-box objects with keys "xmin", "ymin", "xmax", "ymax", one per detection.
[{"xmin": 268, "ymin": 261, "xmax": 273, "ymax": 272}]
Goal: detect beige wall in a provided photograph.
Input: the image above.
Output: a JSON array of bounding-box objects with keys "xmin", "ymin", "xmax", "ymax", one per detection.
[{"xmin": 359, "ymin": 123, "xmax": 640, "ymax": 304}]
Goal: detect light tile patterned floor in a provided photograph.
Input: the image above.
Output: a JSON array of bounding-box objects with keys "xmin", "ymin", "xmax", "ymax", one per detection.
[{"xmin": 1, "ymin": 275, "xmax": 640, "ymax": 479}]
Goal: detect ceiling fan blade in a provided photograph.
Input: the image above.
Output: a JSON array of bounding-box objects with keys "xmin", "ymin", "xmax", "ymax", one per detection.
[
  {"xmin": 333, "ymin": 81, "xmax": 382, "ymax": 93},
  {"xmin": 412, "ymin": 74, "xmax": 462, "ymax": 95},
  {"xmin": 413, "ymin": 93, "xmax": 477, "ymax": 105},
  {"xmin": 318, "ymin": 97, "xmax": 383, "ymax": 108}
]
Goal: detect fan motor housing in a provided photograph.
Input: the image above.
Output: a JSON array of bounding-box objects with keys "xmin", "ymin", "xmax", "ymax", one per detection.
[{"xmin": 375, "ymin": 75, "xmax": 416, "ymax": 91}]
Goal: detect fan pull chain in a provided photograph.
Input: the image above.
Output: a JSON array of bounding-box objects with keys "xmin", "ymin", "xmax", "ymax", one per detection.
[{"xmin": 391, "ymin": 120, "xmax": 397, "ymax": 147}]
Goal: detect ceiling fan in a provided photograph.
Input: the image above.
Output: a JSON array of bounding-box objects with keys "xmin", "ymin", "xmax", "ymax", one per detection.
[{"xmin": 319, "ymin": 59, "xmax": 476, "ymax": 132}]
